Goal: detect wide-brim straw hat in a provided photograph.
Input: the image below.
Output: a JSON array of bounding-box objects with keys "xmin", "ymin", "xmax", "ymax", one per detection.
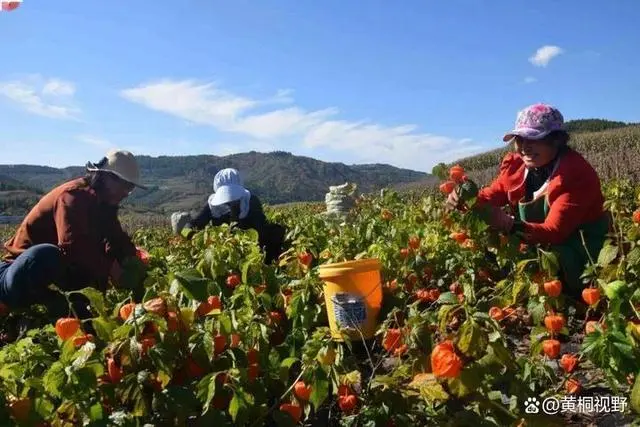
[{"xmin": 86, "ymin": 149, "xmax": 147, "ymax": 189}]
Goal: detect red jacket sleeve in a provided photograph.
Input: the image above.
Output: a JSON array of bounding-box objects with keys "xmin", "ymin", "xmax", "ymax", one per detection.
[
  {"xmin": 520, "ymin": 170, "xmax": 601, "ymax": 245},
  {"xmin": 54, "ymin": 190, "xmax": 112, "ymax": 287},
  {"xmin": 476, "ymin": 153, "xmax": 518, "ymax": 207}
]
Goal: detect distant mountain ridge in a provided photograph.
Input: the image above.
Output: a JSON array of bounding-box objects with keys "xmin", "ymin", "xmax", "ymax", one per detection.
[{"xmin": 0, "ymin": 151, "xmax": 427, "ymax": 215}]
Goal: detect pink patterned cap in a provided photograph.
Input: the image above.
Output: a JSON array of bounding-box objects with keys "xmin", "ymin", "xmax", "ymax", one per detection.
[{"xmin": 503, "ymin": 103, "xmax": 565, "ymax": 142}]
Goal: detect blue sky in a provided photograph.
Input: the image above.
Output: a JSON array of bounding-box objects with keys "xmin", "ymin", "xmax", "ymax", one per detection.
[{"xmin": 0, "ymin": 0, "xmax": 638, "ymax": 172}]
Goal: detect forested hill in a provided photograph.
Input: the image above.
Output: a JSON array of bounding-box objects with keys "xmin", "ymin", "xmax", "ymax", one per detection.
[{"xmin": 0, "ymin": 151, "xmax": 427, "ymax": 215}]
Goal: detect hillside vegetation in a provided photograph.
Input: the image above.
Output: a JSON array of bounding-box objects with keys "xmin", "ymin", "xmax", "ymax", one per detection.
[
  {"xmin": 440, "ymin": 124, "xmax": 640, "ymax": 188},
  {"xmin": 0, "ymin": 151, "xmax": 426, "ymax": 216}
]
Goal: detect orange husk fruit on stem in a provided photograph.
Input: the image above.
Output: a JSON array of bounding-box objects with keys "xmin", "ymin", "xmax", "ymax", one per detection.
[
  {"xmin": 565, "ymin": 378, "xmax": 581, "ymax": 394},
  {"xmin": 560, "ymin": 354, "xmax": 578, "ymax": 373},
  {"xmin": 196, "ymin": 295, "xmax": 222, "ymax": 317},
  {"xmin": 489, "ymin": 307, "xmax": 504, "ymax": 321},
  {"xmin": 119, "ymin": 303, "xmax": 136, "ymax": 321},
  {"xmin": 430, "ymin": 340, "xmax": 463, "ymax": 378},
  {"xmin": 582, "ymin": 287, "xmax": 600, "ymax": 305},
  {"xmin": 382, "ymin": 328, "xmax": 403, "ymax": 353},
  {"xmin": 440, "ymin": 181, "xmax": 456, "ymax": 194},
  {"xmin": 543, "ymin": 280, "xmax": 562, "ymax": 297},
  {"xmin": 294, "ymin": 381, "xmax": 312, "ymax": 402},
  {"xmin": 408, "ymin": 236, "xmax": 420, "ymax": 250},
  {"xmin": 55, "ymin": 317, "xmax": 80, "ymax": 340},
  {"xmin": 298, "ymin": 251, "xmax": 312, "ymax": 267},
  {"xmin": 73, "ymin": 333, "xmax": 94, "ymax": 347},
  {"xmin": 542, "ymin": 339, "xmax": 561, "ymax": 358},
  {"xmin": 107, "ymin": 358, "xmax": 123, "ymax": 383},
  {"xmin": 136, "ymin": 247, "xmax": 150, "ymax": 265},
  {"xmin": 279, "ymin": 403, "xmax": 302, "ymax": 423},
  {"xmin": 544, "ymin": 313, "xmax": 565, "ymax": 334},
  {"xmin": 449, "ymin": 165, "xmax": 465, "ymax": 183},
  {"xmin": 338, "ymin": 394, "xmax": 358, "ymax": 414},
  {"xmin": 450, "ymin": 231, "xmax": 468, "ymax": 244}
]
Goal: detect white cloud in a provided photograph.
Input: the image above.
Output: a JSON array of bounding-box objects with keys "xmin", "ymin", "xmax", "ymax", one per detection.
[
  {"xmin": 120, "ymin": 79, "xmax": 478, "ymax": 172},
  {"xmin": 120, "ymin": 80, "xmax": 257, "ymax": 128},
  {"xmin": 529, "ymin": 45, "xmax": 564, "ymax": 67},
  {"xmin": 0, "ymin": 76, "xmax": 80, "ymax": 119},
  {"xmin": 42, "ymin": 79, "xmax": 76, "ymax": 96},
  {"xmin": 524, "ymin": 76, "xmax": 537, "ymax": 84}
]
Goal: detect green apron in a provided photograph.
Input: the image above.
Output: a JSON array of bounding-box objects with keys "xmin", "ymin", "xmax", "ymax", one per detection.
[{"xmin": 518, "ymin": 192, "xmax": 608, "ymax": 294}]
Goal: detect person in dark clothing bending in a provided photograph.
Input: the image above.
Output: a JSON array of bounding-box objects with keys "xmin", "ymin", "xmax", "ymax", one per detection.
[{"xmin": 181, "ymin": 168, "xmax": 287, "ymax": 264}]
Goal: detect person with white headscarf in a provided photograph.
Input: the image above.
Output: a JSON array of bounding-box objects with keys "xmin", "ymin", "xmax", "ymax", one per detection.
[{"xmin": 181, "ymin": 168, "xmax": 287, "ymax": 264}]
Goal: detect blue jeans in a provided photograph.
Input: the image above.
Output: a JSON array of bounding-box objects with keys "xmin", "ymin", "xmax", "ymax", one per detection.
[{"xmin": 0, "ymin": 244, "xmax": 92, "ymax": 319}]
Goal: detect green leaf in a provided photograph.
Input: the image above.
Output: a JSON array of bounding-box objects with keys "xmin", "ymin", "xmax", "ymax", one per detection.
[
  {"xmin": 511, "ymin": 278, "xmax": 528, "ymax": 304},
  {"xmin": 148, "ymin": 344, "xmax": 176, "ymax": 376},
  {"xmin": 604, "ymin": 280, "xmax": 626, "ymax": 301},
  {"xmin": 310, "ymin": 369, "xmax": 329, "ymax": 411},
  {"xmin": 73, "ymin": 287, "xmax": 107, "ymax": 317},
  {"xmin": 598, "ymin": 245, "xmax": 619, "ymax": 267},
  {"xmin": 516, "ymin": 259, "xmax": 536, "ymax": 275},
  {"xmin": 219, "ymin": 315, "xmax": 233, "ymax": 336},
  {"xmin": 228, "ymin": 389, "xmax": 253, "ymax": 424},
  {"xmin": 447, "ymin": 364, "xmax": 483, "ymax": 398},
  {"xmin": 438, "ymin": 304, "xmax": 456, "ymax": 332},
  {"xmin": 279, "ymin": 357, "xmax": 298, "ymax": 382},
  {"xmin": 488, "ymin": 341, "xmax": 516, "ymax": 370},
  {"xmin": 627, "ymin": 247, "xmax": 640, "ymax": 265},
  {"xmin": 456, "ymin": 320, "xmax": 488, "ymax": 359},
  {"xmin": 89, "ymin": 403, "xmax": 104, "ymax": 421},
  {"xmin": 487, "ymin": 390, "xmax": 503, "ymax": 401},
  {"xmin": 34, "ymin": 397, "xmax": 56, "ymax": 421},
  {"xmin": 60, "ymin": 338, "xmax": 78, "ymax": 364},
  {"xmin": 243, "ymin": 228, "xmax": 259, "ymax": 243},
  {"xmin": 43, "ymin": 362, "xmax": 66, "ymax": 398},
  {"xmin": 241, "ymin": 259, "xmax": 252, "ymax": 286},
  {"xmin": 73, "ymin": 366, "xmax": 99, "ymax": 393},
  {"xmin": 92, "ymin": 316, "xmax": 117, "ymax": 342},
  {"xmin": 437, "ymin": 292, "xmax": 459, "ymax": 305},
  {"xmin": 132, "ymin": 386, "xmax": 147, "ymax": 417},
  {"xmin": 111, "ymin": 324, "xmax": 134, "ymax": 341},
  {"xmin": 527, "ymin": 300, "xmax": 546, "ymax": 326},
  {"xmin": 631, "ymin": 371, "xmax": 640, "ymax": 414},
  {"xmin": 370, "ymin": 375, "xmax": 399, "ymax": 390},
  {"xmin": 173, "ymin": 270, "xmax": 211, "ymax": 302},
  {"xmin": 344, "ymin": 370, "xmax": 362, "ymax": 385},
  {"xmin": 408, "ymin": 373, "xmax": 449, "ymax": 403},
  {"xmin": 196, "ymin": 373, "xmax": 217, "ymax": 413},
  {"xmin": 539, "ymin": 249, "xmax": 560, "ymax": 276}
]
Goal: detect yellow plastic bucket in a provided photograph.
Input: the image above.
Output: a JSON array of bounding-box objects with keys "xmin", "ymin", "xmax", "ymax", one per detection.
[{"xmin": 318, "ymin": 258, "xmax": 383, "ymax": 341}]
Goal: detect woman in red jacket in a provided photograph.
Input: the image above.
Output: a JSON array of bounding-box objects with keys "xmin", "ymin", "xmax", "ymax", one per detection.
[{"xmin": 448, "ymin": 103, "xmax": 609, "ymax": 296}]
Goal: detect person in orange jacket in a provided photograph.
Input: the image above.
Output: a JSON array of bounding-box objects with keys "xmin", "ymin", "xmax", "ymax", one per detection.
[{"xmin": 447, "ymin": 103, "xmax": 609, "ymax": 296}]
